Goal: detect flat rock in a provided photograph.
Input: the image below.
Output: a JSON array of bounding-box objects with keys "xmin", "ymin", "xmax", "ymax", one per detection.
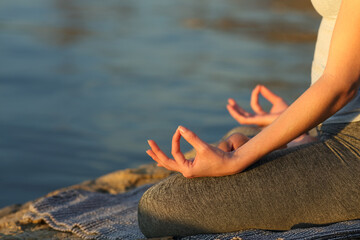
[
  {"xmin": 0, "ymin": 126, "xmax": 260, "ymax": 239},
  {"xmin": 0, "ymin": 163, "xmax": 174, "ymax": 239}
]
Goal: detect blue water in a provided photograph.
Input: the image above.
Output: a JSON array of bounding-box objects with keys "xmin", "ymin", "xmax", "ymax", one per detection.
[{"xmin": 0, "ymin": 0, "xmax": 320, "ymax": 207}]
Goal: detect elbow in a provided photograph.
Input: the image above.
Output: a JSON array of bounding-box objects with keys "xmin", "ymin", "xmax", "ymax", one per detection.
[
  {"xmin": 322, "ymin": 69, "xmax": 360, "ymax": 101},
  {"xmin": 343, "ymin": 77, "xmax": 360, "ymax": 102},
  {"xmin": 327, "ymin": 80, "xmax": 359, "ymax": 119},
  {"xmin": 348, "ymin": 87, "xmax": 358, "ymax": 102},
  {"xmin": 321, "ymin": 72, "xmax": 360, "ymax": 111},
  {"xmin": 328, "ymin": 71, "xmax": 360, "ymax": 104}
]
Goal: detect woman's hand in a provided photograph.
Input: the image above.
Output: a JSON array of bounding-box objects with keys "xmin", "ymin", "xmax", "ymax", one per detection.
[
  {"xmin": 227, "ymin": 85, "xmax": 288, "ymax": 127},
  {"xmin": 146, "ymin": 126, "xmax": 238, "ymax": 178}
]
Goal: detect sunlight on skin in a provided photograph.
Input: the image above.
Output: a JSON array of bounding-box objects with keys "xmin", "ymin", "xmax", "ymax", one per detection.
[
  {"xmin": 147, "ymin": 0, "xmax": 360, "ymax": 178},
  {"xmin": 148, "ymin": 132, "xmax": 248, "ymax": 169},
  {"xmin": 227, "ymin": 85, "xmax": 288, "ymax": 127},
  {"xmin": 147, "ymin": 126, "xmax": 237, "ymax": 178},
  {"xmin": 146, "ymin": 85, "xmax": 312, "ymax": 177}
]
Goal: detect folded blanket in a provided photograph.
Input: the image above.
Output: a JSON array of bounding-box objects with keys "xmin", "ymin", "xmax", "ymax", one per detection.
[
  {"xmin": 25, "ymin": 184, "xmax": 360, "ymax": 240},
  {"xmin": 25, "ymin": 185, "xmax": 152, "ymax": 239}
]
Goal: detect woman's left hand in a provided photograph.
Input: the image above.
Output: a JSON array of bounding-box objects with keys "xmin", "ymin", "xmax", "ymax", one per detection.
[
  {"xmin": 227, "ymin": 85, "xmax": 288, "ymax": 127},
  {"xmin": 146, "ymin": 126, "xmax": 237, "ymax": 178}
]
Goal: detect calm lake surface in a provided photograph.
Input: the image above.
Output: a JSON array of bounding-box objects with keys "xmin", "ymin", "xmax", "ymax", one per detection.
[{"xmin": 0, "ymin": 0, "xmax": 320, "ymax": 207}]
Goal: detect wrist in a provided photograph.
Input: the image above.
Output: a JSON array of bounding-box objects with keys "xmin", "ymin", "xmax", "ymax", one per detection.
[{"xmin": 230, "ymin": 143, "xmax": 262, "ymax": 173}]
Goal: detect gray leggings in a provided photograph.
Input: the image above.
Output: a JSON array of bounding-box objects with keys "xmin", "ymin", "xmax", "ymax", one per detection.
[{"xmin": 138, "ymin": 122, "xmax": 360, "ymax": 238}]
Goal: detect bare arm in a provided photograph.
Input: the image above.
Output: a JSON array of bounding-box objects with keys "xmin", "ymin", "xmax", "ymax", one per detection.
[
  {"xmin": 227, "ymin": 84, "xmax": 315, "ymax": 148},
  {"xmin": 147, "ymin": 0, "xmax": 360, "ymax": 178},
  {"xmin": 230, "ymin": 0, "xmax": 360, "ymax": 173}
]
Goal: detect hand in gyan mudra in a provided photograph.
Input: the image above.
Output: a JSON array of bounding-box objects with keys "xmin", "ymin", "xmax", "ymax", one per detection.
[
  {"xmin": 146, "ymin": 126, "xmax": 248, "ymax": 178},
  {"xmin": 227, "ymin": 85, "xmax": 288, "ymax": 127},
  {"xmin": 146, "ymin": 85, "xmax": 287, "ymax": 178}
]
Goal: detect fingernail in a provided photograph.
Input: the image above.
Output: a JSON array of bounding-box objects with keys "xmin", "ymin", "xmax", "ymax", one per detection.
[
  {"xmin": 147, "ymin": 139, "xmax": 151, "ymax": 144},
  {"xmin": 178, "ymin": 125, "xmax": 186, "ymax": 133}
]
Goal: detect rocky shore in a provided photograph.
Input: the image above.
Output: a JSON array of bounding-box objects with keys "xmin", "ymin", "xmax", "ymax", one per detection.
[
  {"xmin": 0, "ymin": 163, "xmax": 175, "ymax": 239},
  {"xmin": 0, "ymin": 126, "xmax": 256, "ymax": 239}
]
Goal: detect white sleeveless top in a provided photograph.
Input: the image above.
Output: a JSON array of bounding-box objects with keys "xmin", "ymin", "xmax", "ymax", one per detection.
[{"xmin": 311, "ymin": 0, "xmax": 360, "ymax": 124}]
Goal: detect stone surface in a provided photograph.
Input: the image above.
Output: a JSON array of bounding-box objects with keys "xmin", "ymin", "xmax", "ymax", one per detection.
[
  {"xmin": 0, "ymin": 126, "xmax": 316, "ymax": 239},
  {"xmin": 0, "ymin": 124, "xmax": 236, "ymax": 239},
  {"xmin": 0, "ymin": 163, "xmax": 174, "ymax": 239}
]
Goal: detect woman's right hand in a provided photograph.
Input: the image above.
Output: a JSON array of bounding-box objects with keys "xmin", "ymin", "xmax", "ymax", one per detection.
[{"xmin": 227, "ymin": 85, "xmax": 288, "ymax": 127}]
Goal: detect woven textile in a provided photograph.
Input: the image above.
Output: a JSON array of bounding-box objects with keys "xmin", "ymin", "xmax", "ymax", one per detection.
[
  {"xmin": 25, "ymin": 185, "xmax": 152, "ymax": 240},
  {"xmin": 25, "ymin": 185, "xmax": 360, "ymax": 240}
]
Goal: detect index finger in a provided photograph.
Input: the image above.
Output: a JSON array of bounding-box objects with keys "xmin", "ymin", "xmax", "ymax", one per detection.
[{"xmin": 178, "ymin": 126, "xmax": 208, "ymax": 153}]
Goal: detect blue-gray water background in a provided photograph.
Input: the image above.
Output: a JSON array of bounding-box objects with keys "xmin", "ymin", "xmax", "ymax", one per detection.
[{"xmin": 0, "ymin": 0, "xmax": 320, "ymax": 208}]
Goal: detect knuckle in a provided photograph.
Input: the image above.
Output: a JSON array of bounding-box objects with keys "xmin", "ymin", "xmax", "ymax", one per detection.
[{"xmin": 230, "ymin": 133, "xmax": 241, "ymax": 141}]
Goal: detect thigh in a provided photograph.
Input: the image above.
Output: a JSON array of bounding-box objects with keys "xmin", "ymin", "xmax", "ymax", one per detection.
[{"xmin": 138, "ymin": 137, "xmax": 360, "ymax": 238}]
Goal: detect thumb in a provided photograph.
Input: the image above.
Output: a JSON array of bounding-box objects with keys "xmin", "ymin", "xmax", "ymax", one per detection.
[{"xmin": 178, "ymin": 126, "xmax": 207, "ymax": 151}]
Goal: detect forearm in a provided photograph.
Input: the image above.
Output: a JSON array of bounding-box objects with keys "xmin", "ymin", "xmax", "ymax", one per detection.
[{"xmin": 230, "ymin": 73, "xmax": 358, "ymax": 173}]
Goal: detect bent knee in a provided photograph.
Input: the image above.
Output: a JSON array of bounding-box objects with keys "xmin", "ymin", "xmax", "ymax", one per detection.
[
  {"xmin": 138, "ymin": 185, "xmax": 159, "ymax": 237},
  {"xmin": 138, "ymin": 174, "xmax": 196, "ymax": 238},
  {"xmin": 138, "ymin": 180, "xmax": 180, "ymax": 238}
]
